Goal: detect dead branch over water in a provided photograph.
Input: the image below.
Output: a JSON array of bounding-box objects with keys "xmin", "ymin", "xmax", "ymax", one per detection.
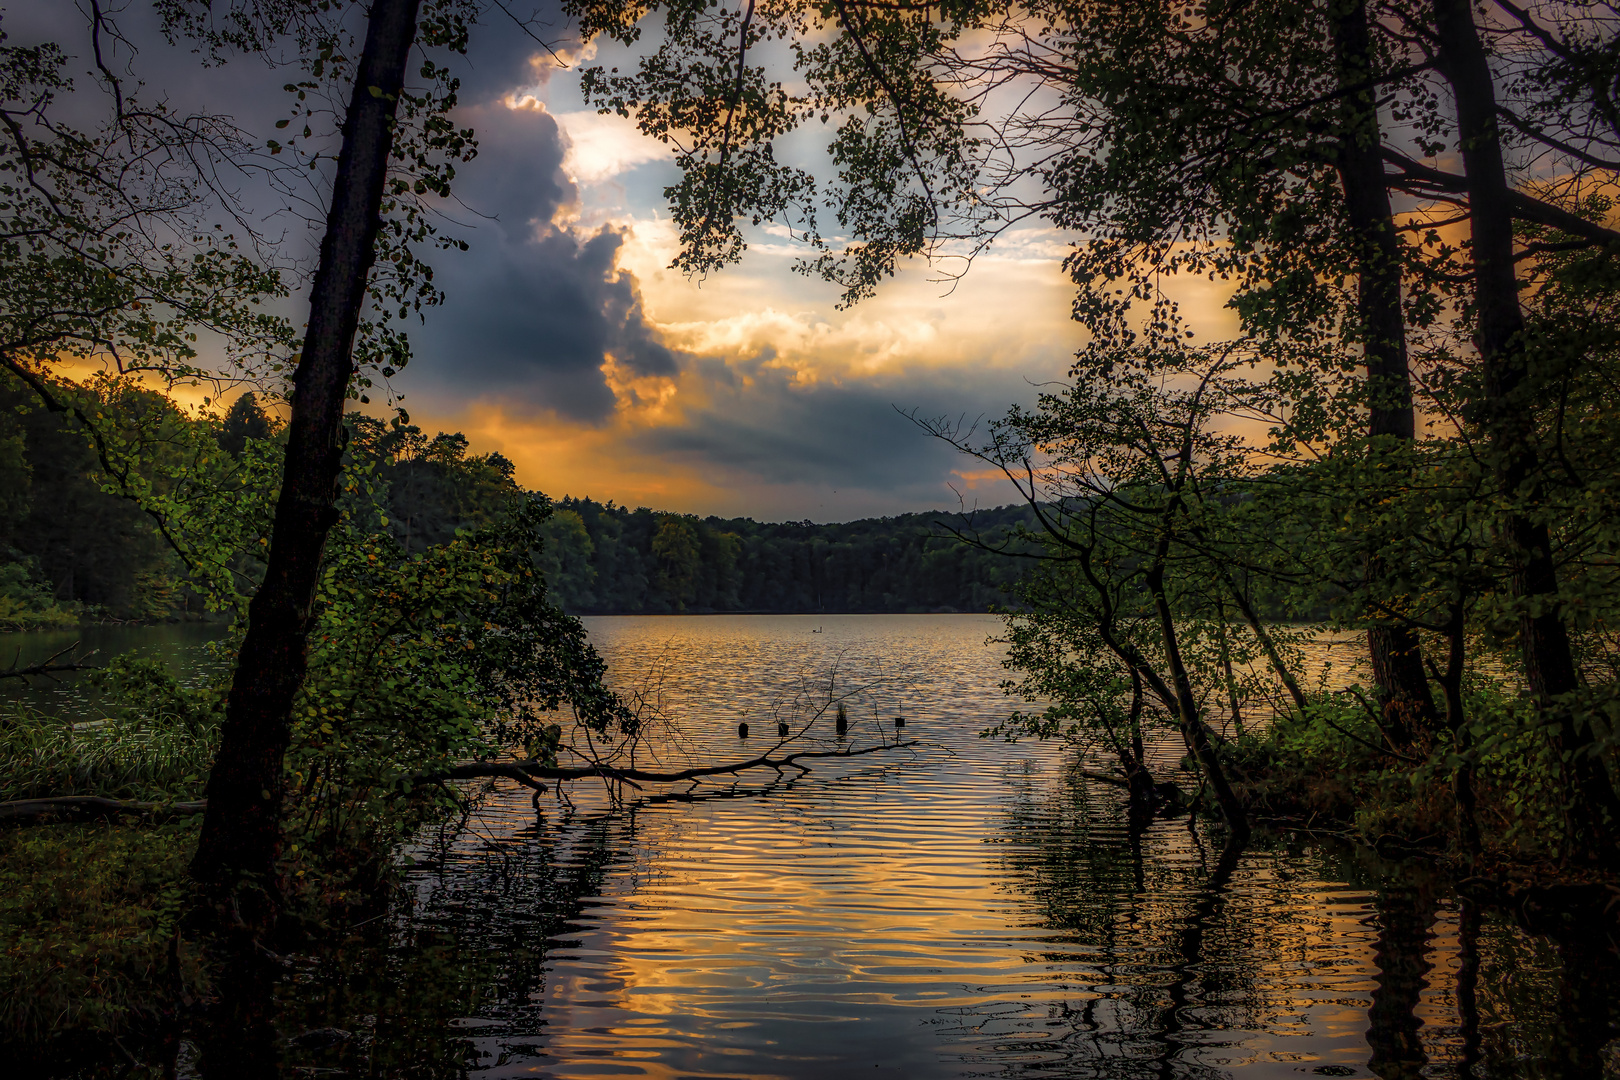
[
  {"xmin": 0, "ymin": 641, "xmax": 98, "ymax": 683},
  {"xmin": 423, "ymin": 739, "xmax": 921, "ymax": 792},
  {"xmin": 0, "ymin": 741, "xmax": 919, "ymax": 823}
]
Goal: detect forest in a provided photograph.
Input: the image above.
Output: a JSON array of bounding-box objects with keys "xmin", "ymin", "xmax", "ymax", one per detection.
[
  {"xmin": 540, "ymin": 498, "xmax": 1034, "ymax": 614},
  {"xmin": 0, "ymin": 380, "xmax": 1034, "ymax": 625},
  {"xmin": 4, "ymin": 0, "xmax": 1620, "ymax": 1075}
]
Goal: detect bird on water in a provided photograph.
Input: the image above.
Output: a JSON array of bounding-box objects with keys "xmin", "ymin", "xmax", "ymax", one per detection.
[{"xmin": 738, "ymin": 722, "xmax": 749, "ymax": 738}]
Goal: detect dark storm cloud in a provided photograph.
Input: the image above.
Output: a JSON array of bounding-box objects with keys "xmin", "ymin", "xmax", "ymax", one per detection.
[
  {"xmin": 631, "ymin": 360, "xmax": 1039, "ymax": 501},
  {"xmin": 448, "ymin": 1, "xmax": 583, "ymax": 101},
  {"xmin": 3, "ymin": 3, "xmax": 675, "ymax": 422},
  {"xmin": 408, "ymin": 6, "xmax": 690, "ymax": 422},
  {"xmin": 409, "ymin": 100, "xmax": 682, "ymax": 421}
]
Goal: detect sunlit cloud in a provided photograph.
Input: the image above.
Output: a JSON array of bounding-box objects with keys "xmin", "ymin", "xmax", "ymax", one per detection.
[{"xmin": 553, "ymin": 109, "xmax": 672, "ymax": 184}]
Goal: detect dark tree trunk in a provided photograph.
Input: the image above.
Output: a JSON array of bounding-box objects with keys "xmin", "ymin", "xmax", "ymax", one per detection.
[
  {"xmin": 1431, "ymin": 0, "xmax": 1620, "ymax": 849},
  {"xmin": 1224, "ymin": 569, "xmax": 1311, "ymax": 716},
  {"xmin": 194, "ymin": 948, "xmax": 281, "ymax": 1080},
  {"xmin": 191, "ymin": 0, "xmax": 424, "ymax": 894},
  {"xmin": 1438, "ymin": 605, "xmax": 1481, "ymax": 858},
  {"xmin": 1332, "ymin": 0, "xmax": 1439, "ymax": 748},
  {"xmin": 1214, "ymin": 607, "xmax": 1244, "ymax": 738},
  {"xmin": 1119, "ymin": 667, "xmax": 1158, "ymax": 824}
]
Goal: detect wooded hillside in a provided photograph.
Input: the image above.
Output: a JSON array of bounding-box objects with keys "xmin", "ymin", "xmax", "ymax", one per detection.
[{"xmin": 0, "ymin": 377, "xmax": 1032, "ymax": 625}]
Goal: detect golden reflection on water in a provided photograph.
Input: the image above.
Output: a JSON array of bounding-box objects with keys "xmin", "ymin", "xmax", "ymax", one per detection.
[{"xmin": 394, "ymin": 615, "xmax": 1609, "ymax": 1080}]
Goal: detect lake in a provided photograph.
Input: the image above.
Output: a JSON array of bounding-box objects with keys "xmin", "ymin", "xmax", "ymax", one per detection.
[
  {"xmin": 4, "ymin": 614, "xmax": 1613, "ymax": 1077},
  {"xmin": 370, "ymin": 615, "xmax": 1611, "ymax": 1079}
]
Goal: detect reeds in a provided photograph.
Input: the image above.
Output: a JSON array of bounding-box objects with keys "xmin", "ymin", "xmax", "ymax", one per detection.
[{"xmin": 0, "ymin": 708, "xmax": 216, "ymax": 802}]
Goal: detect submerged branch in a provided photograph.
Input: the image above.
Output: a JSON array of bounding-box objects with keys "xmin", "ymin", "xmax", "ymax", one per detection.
[
  {"xmin": 0, "ymin": 641, "xmax": 98, "ymax": 682},
  {"xmin": 1, "ymin": 742, "xmax": 918, "ymax": 827}
]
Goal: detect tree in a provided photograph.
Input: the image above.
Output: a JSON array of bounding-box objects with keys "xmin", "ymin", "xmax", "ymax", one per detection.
[
  {"xmin": 536, "ymin": 507, "xmax": 598, "ymax": 612},
  {"xmin": 921, "ymin": 349, "xmax": 1268, "ymax": 840},
  {"xmin": 218, "ymin": 392, "xmax": 276, "ymax": 459},
  {"xmin": 1423, "ymin": 0, "xmax": 1620, "ymax": 839},
  {"xmin": 189, "ymin": 0, "xmax": 436, "ymax": 896},
  {"xmin": 0, "ymin": 9, "xmax": 293, "ymax": 611},
  {"xmin": 567, "ymin": 0, "xmax": 1620, "ymax": 856},
  {"xmin": 651, "ymin": 513, "xmax": 702, "ymax": 611}
]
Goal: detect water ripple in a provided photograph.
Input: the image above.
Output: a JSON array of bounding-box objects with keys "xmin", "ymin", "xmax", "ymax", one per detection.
[{"xmin": 391, "ymin": 615, "xmax": 1605, "ymax": 1080}]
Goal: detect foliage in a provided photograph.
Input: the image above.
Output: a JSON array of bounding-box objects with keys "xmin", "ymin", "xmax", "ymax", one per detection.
[
  {"xmin": 156, "ymin": 0, "xmax": 481, "ymax": 400},
  {"xmin": 0, "ymin": 12, "xmax": 294, "ymax": 455},
  {"xmin": 347, "ymin": 415, "xmax": 522, "ymax": 554},
  {"xmin": 651, "ymin": 514, "xmax": 702, "ymax": 611},
  {"xmin": 0, "ymin": 654, "xmax": 222, "ymax": 803},
  {"xmin": 282, "ymin": 491, "xmax": 632, "ymax": 867},
  {"xmin": 0, "ymin": 822, "xmax": 200, "ymax": 1043},
  {"xmin": 0, "ymin": 374, "xmax": 195, "ymax": 621},
  {"xmin": 0, "ymin": 558, "xmax": 77, "ymax": 630},
  {"xmin": 536, "ymin": 508, "xmax": 598, "ymax": 613}
]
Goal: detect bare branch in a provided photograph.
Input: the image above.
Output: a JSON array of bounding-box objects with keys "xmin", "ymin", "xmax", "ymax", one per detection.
[
  {"xmin": 424, "ymin": 739, "xmax": 919, "ymax": 789},
  {"xmin": 0, "ymin": 641, "xmax": 98, "ymax": 682}
]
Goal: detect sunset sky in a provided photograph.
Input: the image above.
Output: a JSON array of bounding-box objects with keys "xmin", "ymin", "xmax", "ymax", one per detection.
[
  {"xmin": 12, "ymin": 5, "xmax": 1165, "ymax": 521},
  {"xmin": 400, "ymin": 25, "xmax": 1094, "ymax": 521}
]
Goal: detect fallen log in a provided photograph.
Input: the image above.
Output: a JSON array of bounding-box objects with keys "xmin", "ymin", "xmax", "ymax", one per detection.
[
  {"xmin": 1076, "ymin": 768, "xmax": 1131, "ymax": 789},
  {"xmin": 0, "ymin": 795, "xmax": 207, "ymax": 823},
  {"xmin": 0, "ymin": 742, "xmax": 920, "ymax": 825},
  {"xmin": 420, "ymin": 739, "xmax": 920, "ymax": 789}
]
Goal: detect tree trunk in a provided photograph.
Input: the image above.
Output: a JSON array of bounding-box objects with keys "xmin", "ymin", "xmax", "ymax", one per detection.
[
  {"xmin": 191, "ymin": 0, "xmax": 424, "ymax": 895},
  {"xmin": 1221, "ymin": 568, "xmax": 1309, "ymax": 716},
  {"xmin": 1146, "ymin": 564, "xmax": 1250, "ymax": 842},
  {"xmin": 1214, "ymin": 606, "xmax": 1244, "ymax": 738},
  {"xmin": 1431, "ymin": 0, "xmax": 1620, "ymax": 849},
  {"xmin": 1437, "ymin": 603, "xmax": 1480, "ymax": 859},
  {"xmin": 1120, "ymin": 667, "xmax": 1158, "ymax": 822},
  {"xmin": 1331, "ymin": 0, "xmax": 1439, "ymax": 748}
]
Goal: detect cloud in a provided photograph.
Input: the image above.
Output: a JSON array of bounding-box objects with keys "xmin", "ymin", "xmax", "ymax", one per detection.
[
  {"xmin": 408, "ymin": 99, "xmax": 684, "ymax": 422},
  {"xmin": 407, "ymin": 154, "xmax": 1091, "ymax": 515},
  {"xmin": 404, "ymin": 347, "xmax": 1046, "ymax": 520},
  {"xmin": 552, "ymin": 110, "xmax": 671, "ymax": 184},
  {"xmin": 629, "ymin": 356, "xmax": 1048, "ymax": 502}
]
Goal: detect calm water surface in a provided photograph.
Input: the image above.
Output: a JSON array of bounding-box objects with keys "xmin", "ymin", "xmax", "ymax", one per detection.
[{"xmin": 363, "ymin": 615, "xmax": 1614, "ymax": 1080}]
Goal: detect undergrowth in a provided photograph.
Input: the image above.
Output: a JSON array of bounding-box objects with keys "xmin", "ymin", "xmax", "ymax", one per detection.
[
  {"xmin": 0, "ymin": 654, "xmax": 221, "ymax": 803},
  {"xmin": 1233, "ymin": 681, "xmax": 1594, "ymax": 866},
  {"xmin": 0, "ymin": 821, "xmax": 202, "ymax": 1042}
]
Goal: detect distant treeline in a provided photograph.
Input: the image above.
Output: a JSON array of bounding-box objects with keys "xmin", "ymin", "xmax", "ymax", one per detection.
[
  {"xmin": 535, "ymin": 499, "xmax": 1037, "ymax": 616},
  {"xmin": 0, "ymin": 374, "xmax": 1036, "ymax": 624}
]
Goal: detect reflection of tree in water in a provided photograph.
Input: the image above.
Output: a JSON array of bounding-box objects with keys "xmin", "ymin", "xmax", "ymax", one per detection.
[
  {"xmin": 963, "ymin": 770, "xmax": 1273, "ymax": 1077},
  {"xmin": 189, "ymin": 801, "xmax": 642, "ymax": 1079},
  {"xmin": 968, "ymin": 769, "xmax": 1620, "ymax": 1080},
  {"xmin": 1364, "ymin": 882, "xmax": 1435, "ymax": 1080}
]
